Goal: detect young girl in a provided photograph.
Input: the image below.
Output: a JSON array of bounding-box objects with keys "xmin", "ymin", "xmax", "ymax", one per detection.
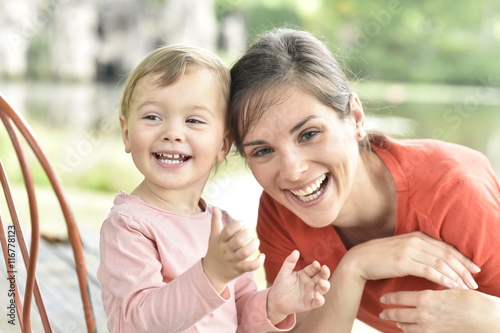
[{"xmin": 97, "ymin": 45, "xmax": 331, "ymax": 333}]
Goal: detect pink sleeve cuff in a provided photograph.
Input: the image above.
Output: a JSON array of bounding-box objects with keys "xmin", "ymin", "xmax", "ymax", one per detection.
[
  {"xmin": 190, "ymin": 259, "xmax": 232, "ymax": 304},
  {"xmin": 237, "ymin": 288, "xmax": 296, "ymax": 332}
]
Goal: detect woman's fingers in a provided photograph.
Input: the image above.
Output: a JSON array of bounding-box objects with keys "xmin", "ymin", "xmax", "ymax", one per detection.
[
  {"xmin": 352, "ymin": 231, "xmax": 481, "ymax": 288},
  {"xmin": 407, "ymin": 260, "xmax": 466, "ymax": 289},
  {"xmin": 410, "ymin": 233, "xmax": 480, "ymax": 289},
  {"xmin": 422, "ymin": 235, "xmax": 480, "ymax": 274}
]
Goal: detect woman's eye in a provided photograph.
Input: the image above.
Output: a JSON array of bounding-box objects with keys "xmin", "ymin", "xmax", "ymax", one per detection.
[
  {"xmin": 301, "ymin": 130, "xmax": 318, "ymax": 141},
  {"xmin": 252, "ymin": 147, "xmax": 273, "ymax": 157}
]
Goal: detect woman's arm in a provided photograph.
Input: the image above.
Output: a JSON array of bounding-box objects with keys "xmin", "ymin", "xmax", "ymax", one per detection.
[
  {"xmin": 378, "ymin": 174, "xmax": 500, "ymax": 332},
  {"xmin": 288, "ymin": 232, "xmax": 481, "ymax": 333},
  {"xmin": 380, "ymin": 289, "xmax": 500, "ymax": 332},
  {"xmin": 288, "ymin": 256, "xmax": 366, "ymax": 333}
]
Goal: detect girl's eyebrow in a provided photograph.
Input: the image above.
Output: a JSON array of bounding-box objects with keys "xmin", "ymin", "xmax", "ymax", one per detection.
[
  {"xmin": 136, "ymin": 101, "xmax": 215, "ymax": 117},
  {"xmin": 289, "ymin": 115, "xmax": 319, "ymax": 134},
  {"xmin": 242, "ymin": 115, "xmax": 320, "ymax": 148},
  {"xmin": 191, "ymin": 104, "xmax": 215, "ymax": 117},
  {"xmin": 137, "ymin": 101, "xmax": 158, "ymax": 110}
]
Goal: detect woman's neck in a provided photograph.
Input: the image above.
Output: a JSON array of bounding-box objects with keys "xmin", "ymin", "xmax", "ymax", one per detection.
[{"xmin": 335, "ymin": 150, "xmax": 397, "ymax": 249}]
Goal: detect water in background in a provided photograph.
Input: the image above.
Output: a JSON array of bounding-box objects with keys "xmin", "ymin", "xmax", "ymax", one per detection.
[{"xmin": 2, "ymin": 80, "xmax": 499, "ymax": 174}]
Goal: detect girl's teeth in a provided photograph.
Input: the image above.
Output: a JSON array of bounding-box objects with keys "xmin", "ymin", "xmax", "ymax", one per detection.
[
  {"xmin": 159, "ymin": 153, "xmax": 184, "ymax": 158},
  {"xmin": 156, "ymin": 153, "xmax": 188, "ymax": 164},
  {"xmin": 158, "ymin": 158, "xmax": 182, "ymax": 164}
]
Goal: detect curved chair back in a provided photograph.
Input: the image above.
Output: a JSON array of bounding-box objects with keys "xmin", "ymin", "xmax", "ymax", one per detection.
[{"xmin": 0, "ymin": 93, "xmax": 96, "ymax": 333}]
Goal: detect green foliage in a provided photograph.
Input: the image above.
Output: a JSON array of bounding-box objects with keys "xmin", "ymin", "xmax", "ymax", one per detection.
[
  {"xmin": 27, "ymin": 32, "xmax": 52, "ymax": 80},
  {"xmin": 220, "ymin": 0, "xmax": 500, "ymax": 85}
]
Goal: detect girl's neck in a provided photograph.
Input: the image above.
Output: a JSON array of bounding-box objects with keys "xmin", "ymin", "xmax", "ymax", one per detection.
[{"xmin": 131, "ymin": 180, "xmax": 205, "ymax": 215}]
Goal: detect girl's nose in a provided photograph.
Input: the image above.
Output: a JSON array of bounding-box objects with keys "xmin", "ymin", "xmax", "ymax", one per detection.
[
  {"xmin": 279, "ymin": 148, "xmax": 307, "ymax": 182},
  {"xmin": 162, "ymin": 123, "xmax": 184, "ymax": 142}
]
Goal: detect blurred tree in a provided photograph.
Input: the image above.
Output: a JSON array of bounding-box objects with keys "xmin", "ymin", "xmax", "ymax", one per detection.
[{"xmin": 223, "ymin": 0, "xmax": 500, "ymax": 86}]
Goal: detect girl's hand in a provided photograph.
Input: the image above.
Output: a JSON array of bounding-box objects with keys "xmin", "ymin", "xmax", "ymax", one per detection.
[
  {"xmin": 202, "ymin": 207, "xmax": 265, "ymax": 293},
  {"xmin": 342, "ymin": 231, "xmax": 480, "ymax": 289},
  {"xmin": 379, "ymin": 289, "xmax": 500, "ymax": 333},
  {"xmin": 266, "ymin": 250, "xmax": 331, "ymax": 325}
]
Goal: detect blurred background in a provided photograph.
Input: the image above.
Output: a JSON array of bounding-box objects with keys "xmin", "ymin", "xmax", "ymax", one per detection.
[
  {"xmin": 1, "ymin": 0, "xmax": 500, "ymax": 275},
  {"xmin": 1, "ymin": 1, "xmax": 499, "ymax": 332}
]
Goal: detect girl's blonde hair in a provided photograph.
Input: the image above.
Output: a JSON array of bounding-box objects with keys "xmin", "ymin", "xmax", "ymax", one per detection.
[{"xmin": 120, "ymin": 45, "xmax": 230, "ymax": 119}]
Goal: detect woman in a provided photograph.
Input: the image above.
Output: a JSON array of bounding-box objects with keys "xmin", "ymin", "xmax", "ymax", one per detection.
[{"xmin": 229, "ymin": 28, "xmax": 500, "ymax": 332}]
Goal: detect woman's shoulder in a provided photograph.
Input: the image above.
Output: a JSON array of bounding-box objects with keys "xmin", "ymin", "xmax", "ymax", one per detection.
[{"xmin": 376, "ymin": 138, "xmax": 492, "ymax": 180}]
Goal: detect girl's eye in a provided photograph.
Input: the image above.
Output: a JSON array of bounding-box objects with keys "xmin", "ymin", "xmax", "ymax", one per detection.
[
  {"xmin": 186, "ymin": 118, "xmax": 204, "ymax": 124},
  {"xmin": 300, "ymin": 130, "xmax": 318, "ymax": 141},
  {"xmin": 143, "ymin": 114, "xmax": 161, "ymax": 121},
  {"xmin": 252, "ymin": 147, "xmax": 273, "ymax": 157}
]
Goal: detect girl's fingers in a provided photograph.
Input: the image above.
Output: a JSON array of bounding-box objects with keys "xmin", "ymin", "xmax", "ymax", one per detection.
[
  {"xmin": 234, "ymin": 237, "xmax": 260, "ymax": 261},
  {"xmin": 309, "ymin": 264, "xmax": 331, "ymax": 283},
  {"xmin": 219, "ymin": 220, "xmax": 246, "ymax": 242},
  {"xmin": 311, "ymin": 291, "xmax": 326, "ymax": 308},
  {"xmin": 276, "ymin": 250, "xmax": 300, "ymax": 276},
  {"xmin": 237, "ymin": 252, "xmax": 265, "ymax": 272},
  {"xmin": 302, "ymin": 260, "xmax": 321, "ymax": 277},
  {"xmin": 315, "ymin": 276, "xmax": 331, "ymax": 294},
  {"xmin": 225, "ymin": 225, "xmax": 254, "ymax": 250}
]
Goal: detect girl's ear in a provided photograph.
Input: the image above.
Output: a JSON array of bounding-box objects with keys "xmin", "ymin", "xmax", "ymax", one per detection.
[
  {"xmin": 120, "ymin": 115, "xmax": 132, "ymax": 153},
  {"xmin": 216, "ymin": 129, "xmax": 234, "ymax": 162},
  {"xmin": 349, "ymin": 92, "xmax": 366, "ymax": 141}
]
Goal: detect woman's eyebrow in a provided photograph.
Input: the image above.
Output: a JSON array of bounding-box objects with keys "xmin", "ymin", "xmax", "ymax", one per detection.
[
  {"xmin": 289, "ymin": 115, "xmax": 319, "ymax": 134},
  {"xmin": 241, "ymin": 139, "xmax": 267, "ymax": 148},
  {"xmin": 242, "ymin": 115, "xmax": 320, "ymax": 148}
]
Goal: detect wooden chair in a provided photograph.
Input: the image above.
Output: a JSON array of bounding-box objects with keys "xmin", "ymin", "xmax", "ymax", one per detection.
[{"xmin": 0, "ymin": 93, "xmax": 97, "ymax": 332}]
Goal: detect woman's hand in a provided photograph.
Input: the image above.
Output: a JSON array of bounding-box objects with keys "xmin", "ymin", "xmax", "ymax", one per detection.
[
  {"xmin": 379, "ymin": 289, "xmax": 500, "ymax": 332},
  {"xmin": 266, "ymin": 250, "xmax": 331, "ymax": 325},
  {"xmin": 342, "ymin": 231, "xmax": 480, "ymax": 289},
  {"xmin": 202, "ymin": 207, "xmax": 265, "ymax": 293}
]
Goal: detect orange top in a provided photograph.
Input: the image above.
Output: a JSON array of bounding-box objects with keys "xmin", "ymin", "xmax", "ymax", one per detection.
[{"xmin": 257, "ymin": 139, "xmax": 500, "ymax": 332}]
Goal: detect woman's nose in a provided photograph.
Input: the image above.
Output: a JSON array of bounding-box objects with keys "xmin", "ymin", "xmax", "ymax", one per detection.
[{"xmin": 279, "ymin": 149, "xmax": 307, "ymax": 182}]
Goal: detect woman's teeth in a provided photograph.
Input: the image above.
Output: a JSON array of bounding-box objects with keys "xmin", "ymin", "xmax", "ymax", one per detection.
[
  {"xmin": 155, "ymin": 153, "xmax": 189, "ymax": 164},
  {"xmin": 290, "ymin": 174, "xmax": 327, "ymax": 202}
]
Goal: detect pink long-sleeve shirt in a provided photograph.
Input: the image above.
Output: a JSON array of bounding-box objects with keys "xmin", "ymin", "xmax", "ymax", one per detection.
[{"xmin": 97, "ymin": 192, "xmax": 294, "ymax": 333}]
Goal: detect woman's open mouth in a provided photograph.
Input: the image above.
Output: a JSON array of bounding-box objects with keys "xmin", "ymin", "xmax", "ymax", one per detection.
[
  {"xmin": 154, "ymin": 153, "xmax": 191, "ymax": 165},
  {"xmin": 289, "ymin": 173, "xmax": 329, "ymax": 203}
]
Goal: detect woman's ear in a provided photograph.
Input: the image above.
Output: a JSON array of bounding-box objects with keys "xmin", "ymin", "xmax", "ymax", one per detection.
[
  {"xmin": 349, "ymin": 92, "xmax": 367, "ymax": 141},
  {"xmin": 216, "ymin": 129, "xmax": 234, "ymax": 162},
  {"xmin": 119, "ymin": 115, "xmax": 132, "ymax": 153}
]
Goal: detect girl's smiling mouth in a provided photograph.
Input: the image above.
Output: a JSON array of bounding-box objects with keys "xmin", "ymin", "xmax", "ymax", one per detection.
[
  {"xmin": 154, "ymin": 152, "xmax": 191, "ymax": 165},
  {"xmin": 286, "ymin": 173, "xmax": 329, "ymax": 203}
]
